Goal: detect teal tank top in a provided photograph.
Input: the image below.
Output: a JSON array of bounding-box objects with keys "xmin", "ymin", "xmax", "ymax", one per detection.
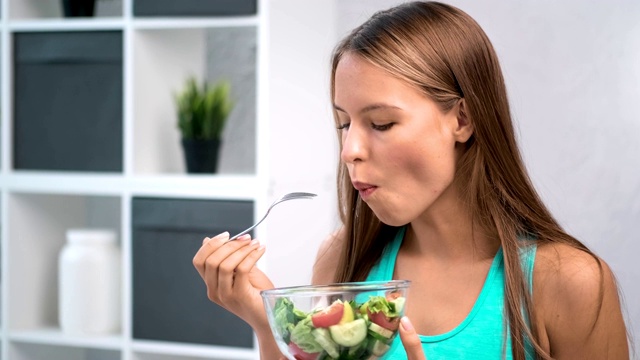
[{"xmin": 365, "ymin": 227, "xmax": 537, "ymax": 360}]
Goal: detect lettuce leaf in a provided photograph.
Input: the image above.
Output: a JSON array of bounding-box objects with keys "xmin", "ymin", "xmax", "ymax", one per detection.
[
  {"xmin": 290, "ymin": 316, "xmax": 323, "ymax": 353},
  {"xmin": 364, "ymin": 296, "xmax": 399, "ymax": 318},
  {"xmin": 274, "ymin": 298, "xmax": 296, "ymax": 343}
]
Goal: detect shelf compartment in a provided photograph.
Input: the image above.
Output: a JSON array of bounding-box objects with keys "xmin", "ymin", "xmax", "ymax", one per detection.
[
  {"xmin": 9, "ymin": 341, "xmax": 120, "ymax": 360},
  {"xmin": 132, "ymin": 27, "xmax": 256, "ymax": 175},
  {"xmin": 132, "ymin": 197, "xmax": 254, "ymax": 348},
  {"xmin": 13, "ymin": 30, "xmax": 123, "ymax": 172},
  {"xmin": 8, "ymin": 0, "xmax": 123, "ymax": 20},
  {"xmin": 7, "ymin": 193, "xmax": 122, "ymax": 334},
  {"xmin": 132, "ymin": 340, "xmax": 256, "ymax": 360}
]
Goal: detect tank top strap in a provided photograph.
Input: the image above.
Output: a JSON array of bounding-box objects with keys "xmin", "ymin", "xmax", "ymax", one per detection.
[
  {"xmin": 518, "ymin": 240, "xmax": 538, "ymax": 293},
  {"xmin": 365, "ymin": 227, "xmax": 405, "ymax": 282}
]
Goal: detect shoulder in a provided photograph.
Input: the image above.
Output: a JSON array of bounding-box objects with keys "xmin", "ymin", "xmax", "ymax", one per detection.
[
  {"xmin": 534, "ymin": 241, "xmax": 606, "ymax": 299},
  {"xmin": 533, "ymin": 241, "xmax": 628, "ymax": 358},
  {"xmin": 311, "ymin": 227, "xmax": 346, "ymax": 285}
]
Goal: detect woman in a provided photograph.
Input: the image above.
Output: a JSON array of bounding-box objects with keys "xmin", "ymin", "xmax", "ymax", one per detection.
[{"xmin": 193, "ymin": 2, "xmax": 629, "ymax": 359}]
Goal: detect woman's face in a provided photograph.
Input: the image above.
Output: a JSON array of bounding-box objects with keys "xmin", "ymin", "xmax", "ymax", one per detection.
[{"xmin": 334, "ymin": 53, "xmax": 470, "ymax": 226}]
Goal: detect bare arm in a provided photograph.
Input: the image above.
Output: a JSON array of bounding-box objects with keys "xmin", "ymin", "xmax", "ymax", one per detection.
[
  {"xmin": 535, "ymin": 243, "xmax": 629, "ymax": 359},
  {"xmin": 311, "ymin": 227, "xmax": 345, "ymax": 285},
  {"xmin": 259, "ymin": 228, "xmax": 346, "ymax": 359},
  {"xmin": 192, "ymin": 232, "xmax": 284, "ymax": 359},
  {"xmin": 260, "ymin": 227, "xmax": 345, "ymax": 359},
  {"xmin": 257, "ymin": 331, "xmax": 286, "ymax": 360}
]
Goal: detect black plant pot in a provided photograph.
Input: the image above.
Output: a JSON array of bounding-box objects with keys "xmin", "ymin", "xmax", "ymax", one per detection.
[
  {"xmin": 181, "ymin": 138, "xmax": 221, "ymax": 173},
  {"xmin": 62, "ymin": 0, "xmax": 97, "ymax": 17}
]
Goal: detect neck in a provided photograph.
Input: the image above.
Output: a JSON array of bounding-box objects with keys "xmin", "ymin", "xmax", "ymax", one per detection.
[{"xmin": 404, "ymin": 184, "xmax": 498, "ymax": 262}]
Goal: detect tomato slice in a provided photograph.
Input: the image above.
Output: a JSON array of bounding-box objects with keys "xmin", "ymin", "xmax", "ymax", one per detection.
[
  {"xmin": 289, "ymin": 342, "xmax": 320, "ymax": 360},
  {"xmin": 368, "ymin": 309, "xmax": 400, "ymax": 331},
  {"xmin": 311, "ymin": 301, "xmax": 344, "ymax": 328}
]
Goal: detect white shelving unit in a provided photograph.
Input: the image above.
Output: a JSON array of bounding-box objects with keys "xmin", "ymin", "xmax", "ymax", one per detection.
[{"xmin": 0, "ymin": 0, "xmax": 339, "ymax": 359}]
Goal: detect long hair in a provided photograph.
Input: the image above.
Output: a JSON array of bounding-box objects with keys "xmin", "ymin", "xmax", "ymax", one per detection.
[{"xmin": 330, "ymin": 2, "xmax": 601, "ymax": 359}]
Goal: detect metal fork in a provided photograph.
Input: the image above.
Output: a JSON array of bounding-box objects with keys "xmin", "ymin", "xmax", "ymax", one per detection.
[{"xmin": 227, "ymin": 192, "xmax": 317, "ymax": 241}]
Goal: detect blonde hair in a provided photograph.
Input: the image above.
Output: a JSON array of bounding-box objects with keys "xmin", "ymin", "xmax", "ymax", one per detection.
[{"xmin": 330, "ymin": 2, "xmax": 600, "ymax": 359}]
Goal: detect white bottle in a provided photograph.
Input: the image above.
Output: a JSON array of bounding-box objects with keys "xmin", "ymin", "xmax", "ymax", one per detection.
[{"xmin": 59, "ymin": 229, "xmax": 121, "ymax": 336}]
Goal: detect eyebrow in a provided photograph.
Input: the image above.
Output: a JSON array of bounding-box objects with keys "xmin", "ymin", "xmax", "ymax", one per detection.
[{"xmin": 333, "ymin": 103, "xmax": 403, "ymax": 115}]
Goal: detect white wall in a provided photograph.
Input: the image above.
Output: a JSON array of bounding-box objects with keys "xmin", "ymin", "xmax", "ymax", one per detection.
[
  {"xmin": 265, "ymin": 0, "xmax": 341, "ymax": 288},
  {"xmin": 337, "ymin": 0, "xmax": 640, "ymax": 352}
]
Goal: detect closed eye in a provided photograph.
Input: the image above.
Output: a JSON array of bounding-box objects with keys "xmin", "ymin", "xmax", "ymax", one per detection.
[
  {"xmin": 337, "ymin": 123, "xmax": 350, "ymax": 130},
  {"xmin": 372, "ymin": 123, "xmax": 395, "ymax": 131}
]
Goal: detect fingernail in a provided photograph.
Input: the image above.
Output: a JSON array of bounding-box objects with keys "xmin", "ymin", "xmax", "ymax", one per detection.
[
  {"xmin": 238, "ymin": 234, "xmax": 251, "ymax": 241},
  {"xmin": 250, "ymin": 239, "xmax": 259, "ymax": 246},
  {"xmin": 401, "ymin": 317, "xmax": 414, "ymax": 332},
  {"xmin": 258, "ymin": 244, "xmax": 266, "ymax": 251},
  {"xmin": 217, "ymin": 231, "xmax": 229, "ymax": 238}
]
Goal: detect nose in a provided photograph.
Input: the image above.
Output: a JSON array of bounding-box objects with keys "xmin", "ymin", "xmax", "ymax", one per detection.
[{"xmin": 340, "ymin": 124, "xmax": 367, "ymax": 164}]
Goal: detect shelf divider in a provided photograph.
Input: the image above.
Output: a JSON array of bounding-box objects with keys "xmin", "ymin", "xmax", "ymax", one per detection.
[
  {"xmin": 131, "ymin": 339, "xmax": 257, "ymax": 360},
  {"xmin": 8, "ymin": 18, "xmax": 125, "ymax": 32},
  {"xmin": 9, "ymin": 328, "xmax": 123, "ymax": 350},
  {"xmin": 132, "ymin": 16, "xmax": 259, "ymax": 30},
  {"xmin": 3, "ymin": 173, "xmax": 259, "ymax": 199}
]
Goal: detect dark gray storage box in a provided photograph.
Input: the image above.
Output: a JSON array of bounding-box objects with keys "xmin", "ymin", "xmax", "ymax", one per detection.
[
  {"xmin": 132, "ymin": 197, "xmax": 254, "ymax": 347},
  {"xmin": 134, "ymin": 0, "xmax": 257, "ymax": 17},
  {"xmin": 13, "ymin": 31, "xmax": 123, "ymax": 172}
]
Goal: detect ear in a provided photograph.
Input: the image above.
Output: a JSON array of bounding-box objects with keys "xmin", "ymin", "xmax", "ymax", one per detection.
[{"xmin": 453, "ymin": 99, "xmax": 473, "ymax": 143}]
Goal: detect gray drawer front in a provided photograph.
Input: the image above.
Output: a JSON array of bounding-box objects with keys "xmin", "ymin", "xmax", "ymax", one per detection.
[
  {"xmin": 132, "ymin": 197, "xmax": 254, "ymax": 347},
  {"xmin": 134, "ymin": 0, "xmax": 257, "ymax": 17},
  {"xmin": 13, "ymin": 31, "xmax": 123, "ymax": 172}
]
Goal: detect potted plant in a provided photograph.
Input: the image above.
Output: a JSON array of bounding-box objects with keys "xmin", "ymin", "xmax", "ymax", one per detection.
[
  {"xmin": 62, "ymin": 0, "xmax": 97, "ymax": 17},
  {"xmin": 175, "ymin": 77, "xmax": 234, "ymax": 173}
]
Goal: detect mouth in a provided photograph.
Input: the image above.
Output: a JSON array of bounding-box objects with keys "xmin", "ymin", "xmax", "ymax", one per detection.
[{"xmin": 352, "ymin": 181, "xmax": 378, "ymax": 199}]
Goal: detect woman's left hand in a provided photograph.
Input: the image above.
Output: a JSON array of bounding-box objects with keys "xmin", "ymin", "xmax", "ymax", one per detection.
[{"xmin": 399, "ymin": 317, "xmax": 427, "ymax": 360}]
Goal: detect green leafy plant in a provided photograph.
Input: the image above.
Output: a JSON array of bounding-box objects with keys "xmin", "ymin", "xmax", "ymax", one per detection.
[{"xmin": 175, "ymin": 77, "xmax": 234, "ymax": 140}]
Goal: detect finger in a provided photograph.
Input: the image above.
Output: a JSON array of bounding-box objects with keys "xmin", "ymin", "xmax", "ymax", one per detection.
[
  {"xmin": 193, "ymin": 231, "xmax": 230, "ymax": 278},
  {"xmin": 399, "ymin": 317, "xmax": 426, "ymax": 360},
  {"xmin": 203, "ymin": 235, "xmax": 253, "ymax": 297},
  {"xmin": 197, "ymin": 233, "xmax": 251, "ymax": 279},
  {"xmin": 234, "ymin": 244, "xmax": 267, "ymax": 289},
  {"xmin": 217, "ymin": 239, "xmax": 261, "ymax": 297}
]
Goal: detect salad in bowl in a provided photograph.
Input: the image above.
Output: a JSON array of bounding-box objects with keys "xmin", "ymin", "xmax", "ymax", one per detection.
[{"xmin": 261, "ymin": 280, "xmax": 410, "ymax": 360}]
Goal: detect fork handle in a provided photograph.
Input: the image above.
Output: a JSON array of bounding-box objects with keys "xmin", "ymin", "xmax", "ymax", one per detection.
[
  {"xmin": 228, "ymin": 230, "xmax": 250, "ymax": 242},
  {"xmin": 224, "ymin": 192, "xmax": 316, "ymax": 243},
  {"xmin": 226, "ymin": 215, "xmax": 266, "ymax": 242}
]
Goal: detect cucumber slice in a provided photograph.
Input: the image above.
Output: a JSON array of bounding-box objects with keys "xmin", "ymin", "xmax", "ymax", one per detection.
[
  {"xmin": 312, "ymin": 328, "xmax": 340, "ymax": 358},
  {"xmin": 329, "ymin": 319, "xmax": 367, "ymax": 347},
  {"xmin": 391, "ymin": 297, "xmax": 406, "ymax": 313},
  {"xmin": 369, "ymin": 339, "xmax": 391, "ymax": 357},
  {"xmin": 368, "ymin": 322, "xmax": 393, "ymax": 339},
  {"xmin": 368, "ymin": 330, "xmax": 390, "ymax": 344}
]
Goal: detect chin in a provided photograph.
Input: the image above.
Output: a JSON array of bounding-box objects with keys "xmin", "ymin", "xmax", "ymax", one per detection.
[
  {"xmin": 380, "ymin": 219, "xmax": 409, "ymax": 227},
  {"xmin": 369, "ymin": 207, "xmax": 410, "ymax": 227}
]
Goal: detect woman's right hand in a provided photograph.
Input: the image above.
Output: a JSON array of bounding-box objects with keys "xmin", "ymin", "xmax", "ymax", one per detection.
[
  {"xmin": 399, "ymin": 317, "xmax": 427, "ymax": 360},
  {"xmin": 192, "ymin": 231, "xmax": 272, "ymax": 331}
]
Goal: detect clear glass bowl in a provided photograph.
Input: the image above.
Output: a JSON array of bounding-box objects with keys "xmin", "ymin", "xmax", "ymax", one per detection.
[{"xmin": 261, "ymin": 280, "xmax": 410, "ymax": 360}]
